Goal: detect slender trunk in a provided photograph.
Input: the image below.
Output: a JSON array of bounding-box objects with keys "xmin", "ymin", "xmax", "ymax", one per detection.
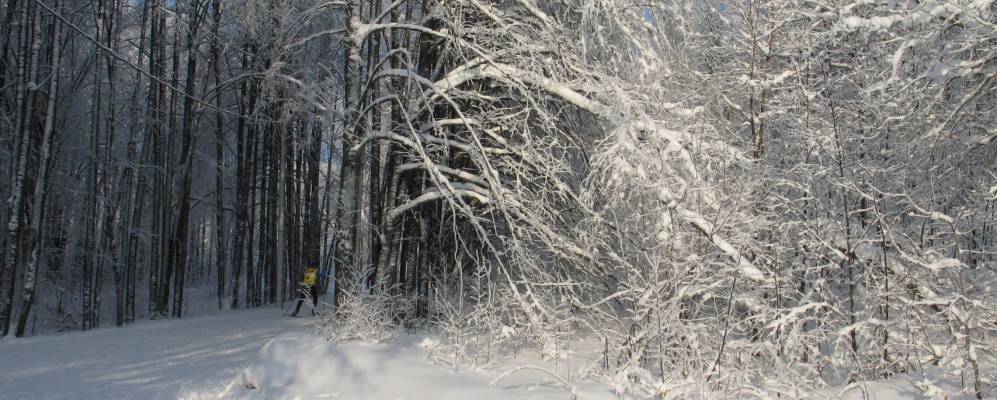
[
  {"xmin": 307, "ymin": 122, "xmax": 323, "ymax": 292},
  {"xmin": 120, "ymin": 0, "xmax": 152, "ymax": 323},
  {"xmin": 156, "ymin": 18, "xmax": 181, "ymax": 316},
  {"xmin": 170, "ymin": 1, "xmax": 202, "ymax": 318},
  {"xmin": 331, "ymin": 140, "xmax": 349, "ymax": 309},
  {"xmin": 210, "ymin": 0, "xmax": 226, "ymax": 309},
  {"xmin": 147, "ymin": 0, "xmax": 167, "ymax": 317},
  {"xmin": 15, "ymin": 8, "xmax": 60, "ymax": 336},
  {"xmin": 100, "ymin": 0, "xmax": 124, "ymax": 328},
  {"xmin": 230, "ymin": 48, "xmax": 252, "ymax": 309},
  {"xmin": 0, "ymin": 0, "xmax": 21, "ymax": 88},
  {"xmin": 823, "ymin": 64, "xmax": 858, "ymax": 359},
  {"xmin": 275, "ymin": 119, "xmax": 287, "ymax": 305},
  {"xmin": 246, "ymin": 112, "xmax": 260, "ymax": 306},
  {"xmin": 1, "ymin": 0, "xmax": 38, "ymax": 336}
]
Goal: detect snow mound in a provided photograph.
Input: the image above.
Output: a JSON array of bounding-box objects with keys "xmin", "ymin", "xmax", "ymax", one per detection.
[
  {"xmin": 225, "ymin": 333, "xmax": 616, "ymax": 400},
  {"xmin": 226, "ymin": 332, "xmax": 337, "ymax": 399}
]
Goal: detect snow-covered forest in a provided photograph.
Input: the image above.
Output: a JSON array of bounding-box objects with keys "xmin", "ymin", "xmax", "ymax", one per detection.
[{"xmin": 1, "ymin": 0, "xmax": 995, "ymax": 398}]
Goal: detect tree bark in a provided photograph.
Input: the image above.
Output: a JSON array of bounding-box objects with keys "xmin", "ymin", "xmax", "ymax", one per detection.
[
  {"xmin": 0, "ymin": 0, "xmax": 38, "ymax": 336},
  {"xmin": 15, "ymin": 5, "xmax": 61, "ymax": 336}
]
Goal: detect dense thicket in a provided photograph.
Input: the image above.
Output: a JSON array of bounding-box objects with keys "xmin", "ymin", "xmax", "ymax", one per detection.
[{"xmin": 1, "ymin": 0, "xmax": 994, "ymax": 398}]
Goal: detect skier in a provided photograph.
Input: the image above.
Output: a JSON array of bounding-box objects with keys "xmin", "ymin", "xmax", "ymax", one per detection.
[{"xmin": 291, "ymin": 266, "xmax": 323, "ymax": 316}]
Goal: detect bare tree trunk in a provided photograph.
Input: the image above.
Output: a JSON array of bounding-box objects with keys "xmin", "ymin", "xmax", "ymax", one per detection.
[
  {"xmin": 0, "ymin": 0, "xmax": 21, "ymax": 89},
  {"xmin": 246, "ymin": 110, "xmax": 261, "ymax": 306},
  {"xmin": 318, "ymin": 118, "xmax": 339, "ymax": 296},
  {"xmin": 0, "ymin": 0, "xmax": 38, "ymax": 336},
  {"xmin": 15, "ymin": 5, "xmax": 60, "ymax": 336},
  {"xmin": 285, "ymin": 132, "xmax": 300, "ymax": 294},
  {"xmin": 306, "ymin": 122, "xmax": 322, "ymax": 288},
  {"xmin": 264, "ymin": 118, "xmax": 277, "ymax": 303},
  {"xmin": 169, "ymin": 0, "xmax": 203, "ymax": 318},
  {"xmin": 331, "ymin": 56, "xmax": 352, "ymax": 309},
  {"xmin": 823, "ymin": 64, "xmax": 858, "ymax": 361},
  {"xmin": 87, "ymin": 0, "xmax": 112, "ymax": 330},
  {"xmin": 210, "ymin": 0, "xmax": 225, "ymax": 309},
  {"xmin": 120, "ymin": 0, "xmax": 152, "ymax": 324},
  {"xmin": 276, "ymin": 119, "xmax": 287, "ymax": 306},
  {"xmin": 155, "ymin": 17, "xmax": 181, "ymax": 316},
  {"xmin": 147, "ymin": 0, "xmax": 167, "ymax": 318},
  {"xmin": 98, "ymin": 0, "xmax": 125, "ymax": 328},
  {"xmin": 230, "ymin": 47, "xmax": 255, "ymax": 309}
]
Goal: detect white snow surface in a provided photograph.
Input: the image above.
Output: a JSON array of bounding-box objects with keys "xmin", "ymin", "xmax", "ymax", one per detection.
[
  {"xmin": 223, "ymin": 332, "xmax": 617, "ymax": 400},
  {"xmin": 0, "ymin": 308, "xmax": 616, "ymax": 400},
  {"xmin": 0, "ymin": 307, "xmax": 310, "ymax": 399},
  {"xmin": 2, "ymin": 308, "xmax": 985, "ymax": 399}
]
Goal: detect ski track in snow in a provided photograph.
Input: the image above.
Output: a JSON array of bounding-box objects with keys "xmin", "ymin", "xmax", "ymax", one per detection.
[{"xmin": 0, "ymin": 308, "xmax": 309, "ymax": 400}]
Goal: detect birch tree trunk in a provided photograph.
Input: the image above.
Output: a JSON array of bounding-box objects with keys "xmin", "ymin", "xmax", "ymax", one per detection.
[
  {"xmin": 14, "ymin": 2, "xmax": 60, "ymax": 336},
  {"xmin": 3, "ymin": 2, "xmax": 43, "ymax": 336}
]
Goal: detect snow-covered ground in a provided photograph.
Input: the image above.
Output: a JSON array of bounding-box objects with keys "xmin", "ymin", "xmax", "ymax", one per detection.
[
  {"xmin": 2, "ymin": 307, "xmax": 985, "ymax": 399},
  {"xmin": 223, "ymin": 332, "xmax": 616, "ymax": 400},
  {"xmin": 0, "ymin": 308, "xmax": 614, "ymax": 400},
  {"xmin": 0, "ymin": 307, "xmax": 309, "ymax": 400}
]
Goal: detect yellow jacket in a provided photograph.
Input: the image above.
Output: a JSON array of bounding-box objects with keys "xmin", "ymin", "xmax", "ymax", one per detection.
[{"xmin": 303, "ymin": 268, "xmax": 317, "ymax": 286}]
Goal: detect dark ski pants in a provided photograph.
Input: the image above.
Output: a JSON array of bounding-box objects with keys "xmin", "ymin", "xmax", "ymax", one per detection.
[{"xmin": 292, "ymin": 285, "xmax": 319, "ymax": 316}]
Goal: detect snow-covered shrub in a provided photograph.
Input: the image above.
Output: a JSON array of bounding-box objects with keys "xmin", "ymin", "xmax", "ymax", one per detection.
[{"xmin": 318, "ymin": 291, "xmax": 416, "ymax": 343}]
